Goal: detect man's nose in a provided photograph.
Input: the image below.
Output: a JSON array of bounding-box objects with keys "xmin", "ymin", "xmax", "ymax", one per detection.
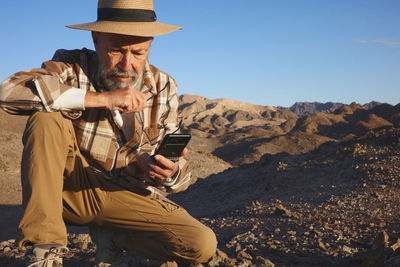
[{"xmin": 117, "ymin": 53, "xmax": 134, "ymax": 72}]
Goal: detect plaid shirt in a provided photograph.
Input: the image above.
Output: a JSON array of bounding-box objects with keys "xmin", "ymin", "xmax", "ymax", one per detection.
[{"xmin": 0, "ymin": 48, "xmax": 193, "ymax": 195}]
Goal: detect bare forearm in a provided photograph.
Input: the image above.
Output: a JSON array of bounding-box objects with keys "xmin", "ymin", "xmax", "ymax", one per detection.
[
  {"xmin": 84, "ymin": 91, "xmax": 110, "ymax": 109},
  {"xmin": 84, "ymin": 86, "xmax": 146, "ymax": 113}
]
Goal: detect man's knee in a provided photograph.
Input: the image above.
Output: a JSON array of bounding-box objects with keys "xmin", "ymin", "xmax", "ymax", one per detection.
[
  {"xmin": 22, "ymin": 111, "xmax": 76, "ymax": 173},
  {"xmin": 25, "ymin": 112, "xmax": 66, "ymax": 132},
  {"xmin": 23, "ymin": 112, "xmax": 72, "ymax": 145},
  {"xmin": 187, "ymin": 225, "xmax": 218, "ymax": 263}
]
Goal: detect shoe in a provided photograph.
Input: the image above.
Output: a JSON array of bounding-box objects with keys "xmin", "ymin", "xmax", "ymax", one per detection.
[
  {"xmin": 26, "ymin": 243, "xmax": 68, "ymax": 267},
  {"xmin": 90, "ymin": 225, "xmax": 123, "ymax": 267}
]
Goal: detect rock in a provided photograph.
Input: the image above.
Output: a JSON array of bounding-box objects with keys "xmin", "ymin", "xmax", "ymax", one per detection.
[
  {"xmin": 237, "ymin": 250, "xmax": 252, "ymax": 261},
  {"xmin": 3, "ymin": 246, "xmax": 11, "ymax": 254},
  {"xmin": 236, "ymin": 258, "xmax": 253, "ymax": 267},
  {"xmin": 390, "ymin": 238, "xmax": 400, "ymax": 252},
  {"xmin": 160, "ymin": 261, "xmax": 178, "ymax": 267},
  {"xmin": 342, "ymin": 245, "xmax": 358, "ymax": 254},
  {"xmin": 287, "ymin": 231, "xmax": 296, "ymax": 236},
  {"xmin": 206, "ymin": 248, "xmax": 236, "ymax": 267},
  {"xmin": 254, "ymin": 255, "xmax": 275, "ymax": 267},
  {"xmin": 318, "ymin": 240, "xmax": 327, "ymax": 251},
  {"xmin": 273, "ymin": 205, "xmax": 292, "ymax": 217},
  {"xmin": 77, "ymin": 241, "xmax": 88, "ymax": 250}
]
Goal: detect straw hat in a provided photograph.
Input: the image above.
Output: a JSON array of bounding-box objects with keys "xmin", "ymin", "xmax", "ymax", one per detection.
[{"xmin": 66, "ymin": 0, "xmax": 182, "ymax": 37}]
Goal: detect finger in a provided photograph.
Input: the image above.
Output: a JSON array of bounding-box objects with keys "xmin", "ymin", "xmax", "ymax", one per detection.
[
  {"xmin": 148, "ymin": 171, "xmax": 165, "ymax": 181},
  {"xmin": 149, "ymin": 167, "xmax": 172, "ymax": 180},
  {"xmin": 143, "ymin": 158, "xmax": 169, "ymax": 181},
  {"xmin": 180, "ymin": 148, "xmax": 188, "ymax": 157},
  {"xmin": 143, "ymin": 154, "xmax": 167, "ymax": 175},
  {"xmin": 153, "ymin": 154, "xmax": 176, "ymax": 169},
  {"xmin": 137, "ymin": 153, "xmax": 155, "ymax": 174},
  {"xmin": 140, "ymin": 153, "xmax": 178, "ymax": 180},
  {"xmin": 152, "ymin": 155, "xmax": 178, "ymax": 177}
]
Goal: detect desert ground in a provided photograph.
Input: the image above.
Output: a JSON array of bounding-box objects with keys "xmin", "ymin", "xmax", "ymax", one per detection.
[{"xmin": 1, "ymin": 96, "xmax": 400, "ymax": 266}]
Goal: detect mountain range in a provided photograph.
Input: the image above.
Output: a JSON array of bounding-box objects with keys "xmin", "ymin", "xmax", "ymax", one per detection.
[{"xmin": 289, "ymin": 101, "xmax": 383, "ymax": 117}]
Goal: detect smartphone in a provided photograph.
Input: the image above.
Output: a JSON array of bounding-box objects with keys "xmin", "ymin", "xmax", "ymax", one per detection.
[{"xmin": 154, "ymin": 134, "xmax": 191, "ymax": 162}]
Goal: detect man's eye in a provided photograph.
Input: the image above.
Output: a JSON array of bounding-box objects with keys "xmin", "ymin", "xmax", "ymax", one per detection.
[
  {"xmin": 133, "ymin": 50, "xmax": 146, "ymax": 56},
  {"xmin": 109, "ymin": 50, "xmax": 122, "ymax": 56}
]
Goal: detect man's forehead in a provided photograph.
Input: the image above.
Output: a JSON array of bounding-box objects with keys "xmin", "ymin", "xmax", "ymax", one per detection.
[{"xmin": 99, "ymin": 32, "xmax": 153, "ymax": 47}]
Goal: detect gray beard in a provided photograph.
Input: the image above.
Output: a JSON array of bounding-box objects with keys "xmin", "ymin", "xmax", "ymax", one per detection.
[
  {"xmin": 101, "ymin": 77, "xmax": 135, "ymax": 91},
  {"xmin": 99, "ymin": 66, "xmax": 139, "ymax": 91}
]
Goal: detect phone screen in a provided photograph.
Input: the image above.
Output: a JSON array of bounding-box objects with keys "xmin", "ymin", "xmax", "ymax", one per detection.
[{"xmin": 155, "ymin": 134, "xmax": 191, "ymax": 162}]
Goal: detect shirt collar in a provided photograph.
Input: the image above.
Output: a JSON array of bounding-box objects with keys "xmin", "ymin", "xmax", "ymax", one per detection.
[{"xmin": 142, "ymin": 60, "xmax": 157, "ymax": 96}]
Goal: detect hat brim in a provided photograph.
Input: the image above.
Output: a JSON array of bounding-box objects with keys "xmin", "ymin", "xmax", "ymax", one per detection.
[{"xmin": 66, "ymin": 21, "xmax": 182, "ymax": 37}]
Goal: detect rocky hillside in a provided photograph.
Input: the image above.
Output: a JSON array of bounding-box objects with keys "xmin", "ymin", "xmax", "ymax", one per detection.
[{"xmin": 180, "ymin": 95, "xmax": 399, "ymax": 169}]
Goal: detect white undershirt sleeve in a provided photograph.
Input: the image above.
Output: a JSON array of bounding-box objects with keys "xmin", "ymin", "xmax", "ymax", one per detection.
[{"xmin": 51, "ymin": 88, "xmax": 86, "ymax": 111}]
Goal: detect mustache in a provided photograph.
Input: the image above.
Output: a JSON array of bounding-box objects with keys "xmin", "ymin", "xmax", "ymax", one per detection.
[{"xmin": 107, "ymin": 68, "xmax": 137, "ymax": 79}]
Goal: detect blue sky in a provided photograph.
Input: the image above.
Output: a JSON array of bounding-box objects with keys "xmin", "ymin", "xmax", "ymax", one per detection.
[{"xmin": 1, "ymin": 0, "xmax": 399, "ymax": 107}]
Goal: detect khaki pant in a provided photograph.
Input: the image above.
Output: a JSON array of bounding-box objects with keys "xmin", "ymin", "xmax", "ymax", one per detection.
[{"xmin": 17, "ymin": 112, "xmax": 217, "ymax": 263}]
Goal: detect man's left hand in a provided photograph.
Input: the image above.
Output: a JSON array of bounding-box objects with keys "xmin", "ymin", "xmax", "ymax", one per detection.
[{"xmin": 135, "ymin": 155, "xmax": 175, "ymax": 182}]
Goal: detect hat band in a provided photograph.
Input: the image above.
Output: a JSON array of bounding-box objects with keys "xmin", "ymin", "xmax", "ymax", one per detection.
[{"xmin": 97, "ymin": 8, "xmax": 157, "ymax": 22}]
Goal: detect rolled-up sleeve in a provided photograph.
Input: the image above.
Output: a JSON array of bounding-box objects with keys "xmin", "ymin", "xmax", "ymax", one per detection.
[{"xmin": 0, "ymin": 49, "xmax": 89, "ymax": 115}]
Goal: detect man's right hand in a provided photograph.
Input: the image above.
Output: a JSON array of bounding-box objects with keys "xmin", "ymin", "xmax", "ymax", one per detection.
[{"xmin": 85, "ymin": 86, "xmax": 147, "ymax": 113}]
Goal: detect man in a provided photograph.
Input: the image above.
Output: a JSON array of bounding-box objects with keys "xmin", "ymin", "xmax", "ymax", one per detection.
[{"xmin": 0, "ymin": 0, "xmax": 217, "ymax": 266}]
